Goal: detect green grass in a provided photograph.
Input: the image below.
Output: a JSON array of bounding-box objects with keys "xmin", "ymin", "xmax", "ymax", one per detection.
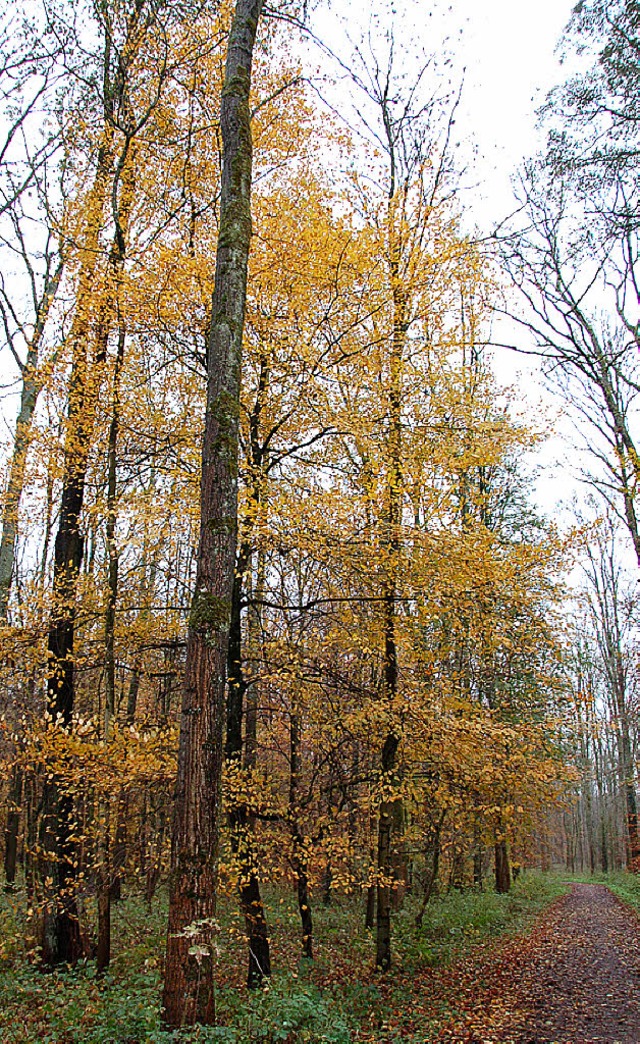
[
  {"xmin": 0, "ymin": 871, "xmax": 570, "ymax": 1044},
  {"xmin": 392, "ymin": 869, "xmax": 569, "ymax": 970}
]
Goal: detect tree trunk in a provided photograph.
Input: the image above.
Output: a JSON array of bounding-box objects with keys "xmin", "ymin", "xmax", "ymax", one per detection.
[
  {"xmin": 110, "ymin": 790, "xmax": 129, "ymax": 902},
  {"xmin": 96, "ymin": 308, "xmax": 127, "ymax": 975},
  {"xmin": 226, "ymin": 542, "xmax": 271, "ymax": 987},
  {"xmin": 103, "ymin": 320, "xmax": 126, "ymax": 737},
  {"xmin": 322, "ymin": 863, "xmax": 332, "ymax": 906},
  {"xmin": 145, "ymin": 800, "xmax": 167, "ymax": 906},
  {"xmin": 96, "ymin": 803, "xmax": 111, "ymax": 977},
  {"xmin": 375, "ymin": 154, "xmax": 407, "ymax": 970},
  {"xmin": 39, "ymin": 781, "xmax": 84, "ymax": 965},
  {"xmin": 365, "ymin": 884, "xmax": 376, "ymax": 930},
  {"xmin": 415, "ymin": 812, "xmax": 444, "ymax": 929},
  {"xmin": 376, "ymin": 734, "xmax": 399, "ymax": 971},
  {"xmin": 0, "ymin": 262, "xmax": 63, "ymax": 620},
  {"xmin": 4, "ymin": 766, "xmax": 23, "ymax": 889},
  {"xmin": 473, "ymin": 814, "xmax": 483, "ymax": 889},
  {"xmin": 617, "ymin": 698, "xmax": 640, "ymax": 872},
  {"xmin": 366, "ymin": 808, "xmax": 377, "ymax": 929},
  {"xmin": 163, "ymin": 0, "xmax": 264, "ymax": 1026},
  {"xmin": 40, "ymin": 124, "xmax": 117, "ymax": 966},
  {"xmin": 375, "ymin": 363, "xmax": 402, "ymax": 968},
  {"xmin": 494, "ymin": 836, "xmax": 511, "ymax": 894},
  {"xmin": 296, "ymin": 865, "xmax": 313, "ymax": 960},
  {"xmin": 391, "ymin": 798, "xmax": 407, "ymax": 910},
  {"xmin": 290, "ymin": 702, "xmax": 313, "ymax": 960},
  {"xmin": 449, "ymin": 842, "xmax": 465, "ymax": 891}
]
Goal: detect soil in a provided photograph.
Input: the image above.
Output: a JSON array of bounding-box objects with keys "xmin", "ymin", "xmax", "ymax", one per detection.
[{"xmin": 435, "ymin": 883, "xmax": 640, "ymax": 1044}]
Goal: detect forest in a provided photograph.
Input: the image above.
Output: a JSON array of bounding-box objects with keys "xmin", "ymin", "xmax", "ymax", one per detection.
[{"xmin": 0, "ymin": 0, "xmax": 638, "ymax": 1040}]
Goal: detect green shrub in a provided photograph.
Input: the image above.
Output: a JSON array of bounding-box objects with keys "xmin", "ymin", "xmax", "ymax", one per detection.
[{"xmin": 239, "ymin": 978, "xmax": 352, "ymax": 1043}]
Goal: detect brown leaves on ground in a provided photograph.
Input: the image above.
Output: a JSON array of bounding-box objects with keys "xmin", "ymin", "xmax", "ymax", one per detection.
[
  {"xmin": 351, "ymin": 883, "xmax": 640, "ymax": 1043},
  {"xmin": 432, "ymin": 883, "xmax": 640, "ymax": 1044}
]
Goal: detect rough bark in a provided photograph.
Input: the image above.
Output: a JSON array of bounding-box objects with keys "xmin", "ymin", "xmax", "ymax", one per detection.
[{"xmin": 162, "ymin": 0, "xmax": 264, "ymax": 1026}]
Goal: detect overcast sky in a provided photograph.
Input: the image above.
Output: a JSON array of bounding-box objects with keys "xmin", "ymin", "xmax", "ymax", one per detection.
[
  {"xmin": 451, "ymin": 0, "xmax": 575, "ymax": 215},
  {"xmin": 309, "ymin": 0, "xmax": 576, "ymax": 227}
]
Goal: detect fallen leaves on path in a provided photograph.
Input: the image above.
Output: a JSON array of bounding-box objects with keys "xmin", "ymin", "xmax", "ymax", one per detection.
[
  {"xmin": 434, "ymin": 883, "xmax": 640, "ymax": 1044},
  {"xmin": 354, "ymin": 884, "xmax": 640, "ymax": 1043}
]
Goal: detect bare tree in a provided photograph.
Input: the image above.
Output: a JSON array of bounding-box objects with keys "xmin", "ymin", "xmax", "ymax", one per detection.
[
  {"xmin": 315, "ymin": 26, "xmax": 463, "ymax": 972},
  {"xmin": 582, "ymin": 516, "xmax": 640, "ymax": 871},
  {"xmin": 0, "ymin": 0, "xmax": 72, "ymax": 619},
  {"xmin": 497, "ymin": 167, "xmax": 640, "ymax": 568}
]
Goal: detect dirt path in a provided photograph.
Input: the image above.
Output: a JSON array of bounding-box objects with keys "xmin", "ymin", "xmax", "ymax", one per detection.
[{"xmin": 435, "ymin": 883, "xmax": 640, "ymax": 1043}]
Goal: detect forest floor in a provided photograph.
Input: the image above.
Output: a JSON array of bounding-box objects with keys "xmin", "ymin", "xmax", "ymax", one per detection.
[
  {"xmin": 361, "ymin": 882, "xmax": 640, "ymax": 1044},
  {"xmin": 0, "ymin": 874, "xmax": 639, "ymax": 1042}
]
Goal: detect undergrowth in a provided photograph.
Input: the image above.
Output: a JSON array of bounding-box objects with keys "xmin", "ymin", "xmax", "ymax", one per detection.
[{"xmin": 0, "ymin": 870, "xmax": 568, "ymax": 1043}]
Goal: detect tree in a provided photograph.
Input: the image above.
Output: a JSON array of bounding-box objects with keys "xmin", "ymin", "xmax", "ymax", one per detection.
[
  {"xmin": 323, "ymin": 29, "xmax": 465, "ymax": 971},
  {"xmin": 163, "ymin": 0, "xmax": 265, "ymax": 1026},
  {"xmin": 499, "ymin": 0, "xmax": 640, "ymax": 568},
  {"xmin": 0, "ymin": 0, "xmax": 585, "ymax": 1013},
  {"xmin": 544, "ymin": 0, "xmax": 640, "ymax": 205},
  {"xmin": 581, "ymin": 516, "xmax": 640, "ymax": 871},
  {"xmin": 0, "ymin": 5, "xmax": 69, "ymax": 620},
  {"xmin": 39, "ymin": 0, "xmax": 201, "ymax": 967},
  {"xmin": 498, "ymin": 164, "xmax": 640, "ymax": 570}
]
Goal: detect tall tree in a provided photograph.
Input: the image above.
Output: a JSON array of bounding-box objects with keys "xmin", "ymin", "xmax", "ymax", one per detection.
[
  {"xmin": 163, "ymin": 0, "xmax": 265, "ymax": 1026},
  {"xmin": 544, "ymin": 0, "xmax": 640, "ymax": 204},
  {"xmin": 582, "ymin": 517, "xmax": 640, "ymax": 871},
  {"xmin": 40, "ymin": 0, "xmax": 185, "ymax": 966},
  {"xmin": 500, "ymin": 0, "xmax": 640, "ymax": 566},
  {"xmin": 498, "ymin": 166, "xmax": 640, "ymax": 568},
  {"xmin": 0, "ymin": 7, "xmax": 67, "ymax": 620},
  {"xmin": 329, "ymin": 32, "xmax": 463, "ymax": 971}
]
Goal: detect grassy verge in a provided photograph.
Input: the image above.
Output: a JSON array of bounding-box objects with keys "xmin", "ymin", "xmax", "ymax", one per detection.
[{"xmin": 0, "ymin": 871, "xmax": 569, "ymax": 1044}]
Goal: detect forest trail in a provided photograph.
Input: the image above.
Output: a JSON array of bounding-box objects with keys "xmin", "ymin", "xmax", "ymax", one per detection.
[{"xmin": 434, "ymin": 883, "xmax": 640, "ymax": 1043}]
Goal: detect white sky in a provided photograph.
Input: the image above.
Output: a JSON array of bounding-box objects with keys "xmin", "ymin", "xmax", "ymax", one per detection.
[
  {"xmin": 309, "ymin": 0, "xmax": 576, "ymax": 226},
  {"xmin": 450, "ymin": 0, "xmax": 575, "ymax": 216},
  {"xmin": 431, "ymin": 0, "xmax": 581, "ymax": 517}
]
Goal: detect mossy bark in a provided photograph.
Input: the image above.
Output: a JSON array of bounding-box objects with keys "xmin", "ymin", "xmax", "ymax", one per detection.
[{"xmin": 163, "ymin": 0, "xmax": 264, "ymax": 1027}]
